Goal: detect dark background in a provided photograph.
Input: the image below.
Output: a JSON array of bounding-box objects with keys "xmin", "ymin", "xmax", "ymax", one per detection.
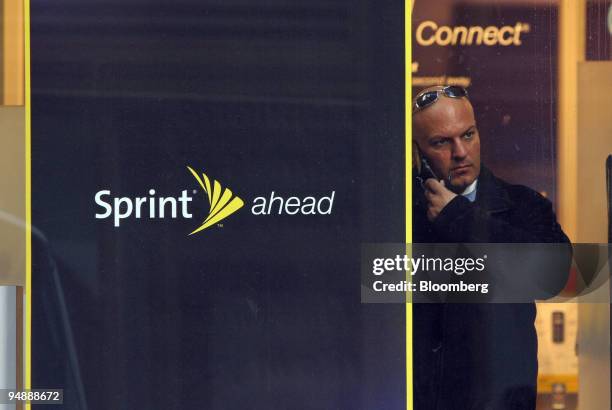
[
  {"xmin": 31, "ymin": 0, "xmax": 406, "ymax": 409},
  {"xmin": 586, "ymin": 0, "xmax": 612, "ymax": 61}
]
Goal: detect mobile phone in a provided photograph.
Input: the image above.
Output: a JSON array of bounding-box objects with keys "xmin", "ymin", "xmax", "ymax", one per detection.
[{"xmin": 414, "ymin": 145, "xmax": 439, "ymax": 189}]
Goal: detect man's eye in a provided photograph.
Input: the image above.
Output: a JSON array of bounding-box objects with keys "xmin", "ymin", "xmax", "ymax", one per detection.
[
  {"xmin": 431, "ymin": 140, "xmax": 447, "ymax": 147},
  {"xmin": 463, "ymin": 131, "xmax": 475, "ymax": 140}
]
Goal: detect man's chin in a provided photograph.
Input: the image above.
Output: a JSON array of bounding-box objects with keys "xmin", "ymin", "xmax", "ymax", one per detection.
[{"xmin": 448, "ymin": 176, "xmax": 475, "ymax": 194}]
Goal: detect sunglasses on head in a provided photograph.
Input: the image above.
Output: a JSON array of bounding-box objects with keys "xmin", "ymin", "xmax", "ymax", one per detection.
[{"xmin": 413, "ymin": 86, "xmax": 469, "ymax": 113}]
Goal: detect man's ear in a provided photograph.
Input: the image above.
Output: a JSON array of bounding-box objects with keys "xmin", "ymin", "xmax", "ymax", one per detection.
[{"xmin": 413, "ymin": 141, "xmax": 422, "ymax": 172}]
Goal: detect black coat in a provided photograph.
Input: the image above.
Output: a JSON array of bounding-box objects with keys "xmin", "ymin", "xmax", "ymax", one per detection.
[{"xmin": 413, "ymin": 166, "xmax": 571, "ymax": 410}]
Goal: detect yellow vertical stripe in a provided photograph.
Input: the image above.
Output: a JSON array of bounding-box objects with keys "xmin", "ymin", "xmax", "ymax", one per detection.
[
  {"xmin": 24, "ymin": 0, "xmax": 31, "ymax": 406},
  {"xmin": 405, "ymin": 1, "xmax": 413, "ymax": 410},
  {"xmin": 557, "ymin": 0, "xmax": 585, "ymax": 242}
]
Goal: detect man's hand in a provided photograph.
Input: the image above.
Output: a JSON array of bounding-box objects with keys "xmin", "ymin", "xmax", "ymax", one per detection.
[{"xmin": 424, "ymin": 179, "xmax": 457, "ymax": 222}]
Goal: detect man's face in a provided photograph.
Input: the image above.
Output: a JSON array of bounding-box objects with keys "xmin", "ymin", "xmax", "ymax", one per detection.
[{"xmin": 413, "ymin": 95, "xmax": 481, "ymax": 193}]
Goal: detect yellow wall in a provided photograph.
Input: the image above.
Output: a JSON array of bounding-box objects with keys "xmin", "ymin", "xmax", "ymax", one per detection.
[
  {"xmin": 2, "ymin": 0, "xmax": 24, "ymax": 106},
  {"xmin": 0, "ymin": 0, "xmax": 25, "ymax": 285},
  {"xmin": 576, "ymin": 62, "xmax": 612, "ymax": 242},
  {"xmin": 0, "ymin": 106, "xmax": 25, "ymax": 286},
  {"xmin": 575, "ymin": 62, "xmax": 612, "ymax": 410}
]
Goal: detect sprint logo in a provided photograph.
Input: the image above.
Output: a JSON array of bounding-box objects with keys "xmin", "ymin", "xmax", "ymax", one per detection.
[
  {"xmin": 94, "ymin": 165, "xmax": 335, "ymax": 235},
  {"xmin": 186, "ymin": 166, "xmax": 244, "ymax": 235}
]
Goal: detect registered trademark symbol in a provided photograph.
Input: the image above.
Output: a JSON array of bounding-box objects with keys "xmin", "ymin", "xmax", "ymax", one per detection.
[{"xmin": 192, "ymin": 189, "xmax": 197, "ymax": 194}]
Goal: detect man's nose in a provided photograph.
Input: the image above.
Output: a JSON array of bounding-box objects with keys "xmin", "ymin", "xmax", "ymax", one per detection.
[{"xmin": 452, "ymin": 140, "xmax": 468, "ymax": 159}]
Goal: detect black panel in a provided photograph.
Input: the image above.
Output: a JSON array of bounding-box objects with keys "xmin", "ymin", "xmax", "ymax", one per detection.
[{"xmin": 31, "ymin": 1, "xmax": 405, "ymax": 409}]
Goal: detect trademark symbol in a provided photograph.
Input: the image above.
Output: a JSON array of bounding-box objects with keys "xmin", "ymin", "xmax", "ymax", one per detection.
[{"xmin": 218, "ymin": 223, "xmax": 224, "ymax": 228}]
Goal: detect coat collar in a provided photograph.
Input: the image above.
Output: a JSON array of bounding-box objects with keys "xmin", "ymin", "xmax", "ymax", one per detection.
[{"xmin": 473, "ymin": 165, "xmax": 512, "ymax": 213}]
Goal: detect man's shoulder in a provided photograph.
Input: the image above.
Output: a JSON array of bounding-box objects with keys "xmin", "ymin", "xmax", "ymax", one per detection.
[
  {"xmin": 497, "ymin": 177, "xmax": 548, "ymax": 202},
  {"xmin": 479, "ymin": 166, "xmax": 552, "ymax": 208}
]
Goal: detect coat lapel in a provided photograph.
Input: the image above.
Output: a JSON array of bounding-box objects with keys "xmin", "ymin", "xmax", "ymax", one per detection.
[{"xmin": 474, "ymin": 166, "xmax": 512, "ymax": 214}]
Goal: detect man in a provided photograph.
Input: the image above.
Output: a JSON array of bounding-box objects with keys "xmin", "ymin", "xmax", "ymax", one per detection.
[{"xmin": 412, "ymin": 85, "xmax": 570, "ymax": 410}]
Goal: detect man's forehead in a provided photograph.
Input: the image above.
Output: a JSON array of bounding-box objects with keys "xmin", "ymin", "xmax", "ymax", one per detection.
[{"xmin": 413, "ymin": 96, "xmax": 475, "ymax": 138}]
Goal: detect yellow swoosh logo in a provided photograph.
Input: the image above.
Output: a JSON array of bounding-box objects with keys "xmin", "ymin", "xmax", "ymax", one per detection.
[{"xmin": 187, "ymin": 166, "xmax": 244, "ymax": 234}]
